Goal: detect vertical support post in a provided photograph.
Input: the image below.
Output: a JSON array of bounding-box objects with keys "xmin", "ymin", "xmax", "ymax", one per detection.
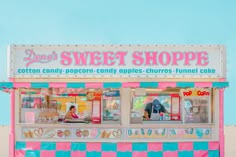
[
  {"xmin": 219, "ymin": 88, "xmax": 225, "ymax": 157},
  {"xmin": 9, "ymin": 89, "xmax": 15, "ymax": 157}
]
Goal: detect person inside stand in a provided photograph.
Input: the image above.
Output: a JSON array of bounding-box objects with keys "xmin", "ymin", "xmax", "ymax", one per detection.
[
  {"xmin": 144, "ymin": 99, "xmax": 168, "ymax": 120},
  {"xmin": 65, "ymin": 105, "xmax": 79, "ymax": 119}
]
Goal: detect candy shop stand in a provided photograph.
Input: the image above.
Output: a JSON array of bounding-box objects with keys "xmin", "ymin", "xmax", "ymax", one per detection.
[{"xmin": 0, "ymin": 45, "xmax": 228, "ymax": 157}]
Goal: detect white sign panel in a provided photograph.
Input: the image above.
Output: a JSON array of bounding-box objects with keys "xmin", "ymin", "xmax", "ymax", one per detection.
[{"xmin": 8, "ymin": 45, "xmax": 226, "ymax": 78}]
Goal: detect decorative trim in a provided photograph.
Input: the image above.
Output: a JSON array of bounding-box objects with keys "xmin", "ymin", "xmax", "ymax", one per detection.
[{"xmin": 0, "ymin": 81, "xmax": 229, "ymax": 90}]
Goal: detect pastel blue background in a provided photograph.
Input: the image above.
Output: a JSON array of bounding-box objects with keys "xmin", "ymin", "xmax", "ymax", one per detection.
[{"xmin": 0, "ymin": 0, "xmax": 235, "ymax": 124}]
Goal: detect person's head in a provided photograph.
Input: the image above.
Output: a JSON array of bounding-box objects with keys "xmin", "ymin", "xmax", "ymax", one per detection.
[
  {"xmin": 153, "ymin": 99, "xmax": 161, "ymax": 110},
  {"xmin": 69, "ymin": 105, "xmax": 76, "ymax": 113}
]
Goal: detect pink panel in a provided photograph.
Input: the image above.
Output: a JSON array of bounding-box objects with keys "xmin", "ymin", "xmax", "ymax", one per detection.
[
  {"xmin": 49, "ymin": 82, "xmax": 67, "ymax": 88},
  {"xmin": 40, "ymin": 151, "xmax": 55, "ymax": 157},
  {"xmin": 219, "ymin": 78, "xmax": 225, "ymax": 82},
  {"xmin": 148, "ymin": 143, "xmax": 163, "ymax": 151},
  {"xmin": 71, "ymin": 151, "xmax": 86, "ymax": 157},
  {"xmin": 158, "ymin": 82, "xmax": 176, "ymax": 89},
  {"xmin": 86, "ymin": 142, "xmax": 101, "ymax": 151},
  {"xmin": 26, "ymin": 142, "xmax": 41, "ymax": 150},
  {"xmin": 10, "ymin": 90, "xmax": 15, "ymax": 157},
  {"xmin": 133, "ymin": 151, "xmax": 147, "ymax": 157},
  {"xmin": 56, "ymin": 142, "xmax": 71, "ymax": 150},
  {"xmin": 178, "ymin": 142, "xmax": 193, "ymax": 151},
  {"xmin": 117, "ymin": 142, "xmax": 132, "ymax": 151},
  {"xmin": 25, "ymin": 112, "xmax": 35, "ymax": 123},
  {"xmin": 122, "ymin": 82, "xmax": 140, "ymax": 88},
  {"xmin": 102, "ymin": 152, "xmax": 117, "ymax": 157},
  {"xmin": 9, "ymin": 78, "xmax": 15, "ymax": 81},
  {"xmin": 194, "ymin": 151, "xmax": 208, "ymax": 157},
  {"xmin": 219, "ymin": 88, "xmax": 225, "ymax": 157},
  {"xmin": 14, "ymin": 82, "xmax": 31, "ymax": 88},
  {"xmin": 85, "ymin": 82, "xmax": 103, "ymax": 88},
  {"xmin": 163, "ymin": 151, "xmax": 178, "ymax": 157},
  {"xmin": 209, "ymin": 142, "xmax": 219, "ymax": 150},
  {"xmin": 15, "ymin": 150, "xmax": 25, "ymax": 157},
  {"xmin": 195, "ymin": 82, "xmax": 212, "ymax": 88}
]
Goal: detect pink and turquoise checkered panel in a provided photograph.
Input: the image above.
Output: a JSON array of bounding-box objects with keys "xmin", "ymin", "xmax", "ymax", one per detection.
[{"xmin": 15, "ymin": 141, "xmax": 220, "ymax": 157}]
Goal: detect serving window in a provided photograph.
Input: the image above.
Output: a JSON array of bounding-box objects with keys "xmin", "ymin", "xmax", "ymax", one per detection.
[
  {"xmin": 130, "ymin": 88, "xmax": 181, "ymax": 124},
  {"xmin": 130, "ymin": 88, "xmax": 213, "ymax": 125},
  {"xmin": 19, "ymin": 88, "xmax": 122, "ymax": 125},
  {"xmin": 18, "ymin": 87, "xmax": 213, "ymax": 126}
]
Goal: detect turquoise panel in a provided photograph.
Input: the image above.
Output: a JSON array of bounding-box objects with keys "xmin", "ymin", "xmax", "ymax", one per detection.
[
  {"xmin": 103, "ymin": 82, "xmax": 122, "ymax": 88},
  {"xmin": 66, "ymin": 82, "xmax": 85, "ymax": 88},
  {"xmin": 31, "ymin": 82, "xmax": 49, "ymax": 88}
]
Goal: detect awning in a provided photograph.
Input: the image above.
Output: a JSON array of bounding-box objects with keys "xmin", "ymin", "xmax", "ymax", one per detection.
[{"xmin": 0, "ymin": 81, "xmax": 229, "ymax": 92}]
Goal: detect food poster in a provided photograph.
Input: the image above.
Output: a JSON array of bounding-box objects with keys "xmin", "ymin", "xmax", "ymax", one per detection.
[
  {"xmin": 22, "ymin": 127, "xmax": 122, "ymax": 139},
  {"xmin": 21, "ymin": 94, "xmax": 45, "ymax": 108},
  {"xmin": 99, "ymin": 128, "xmax": 123, "ymax": 139},
  {"xmin": 22, "ymin": 127, "xmax": 57, "ymax": 139},
  {"xmin": 74, "ymin": 128, "xmax": 99, "ymax": 138},
  {"xmin": 56, "ymin": 128, "xmax": 98, "ymax": 139},
  {"xmin": 103, "ymin": 90, "xmax": 121, "ymax": 121},
  {"xmin": 183, "ymin": 98, "xmax": 209, "ymax": 123},
  {"xmin": 127, "ymin": 128, "xmax": 167, "ymax": 139},
  {"xmin": 168, "ymin": 128, "xmax": 211, "ymax": 139},
  {"xmin": 133, "ymin": 96, "xmax": 171, "ymax": 116},
  {"xmin": 103, "ymin": 99, "xmax": 120, "ymax": 121}
]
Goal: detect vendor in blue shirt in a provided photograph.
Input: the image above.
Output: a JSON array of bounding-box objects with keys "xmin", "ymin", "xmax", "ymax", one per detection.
[{"xmin": 144, "ymin": 99, "xmax": 168, "ymax": 120}]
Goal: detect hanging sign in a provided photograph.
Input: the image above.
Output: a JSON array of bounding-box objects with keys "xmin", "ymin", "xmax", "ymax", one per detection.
[{"xmin": 180, "ymin": 88, "xmax": 210, "ymax": 97}]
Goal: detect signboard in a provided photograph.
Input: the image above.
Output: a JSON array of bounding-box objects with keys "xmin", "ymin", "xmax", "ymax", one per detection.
[
  {"xmin": 168, "ymin": 128, "xmax": 211, "ymax": 139},
  {"xmin": 8, "ymin": 45, "xmax": 226, "ymax": 78},
  {"xmin": 21, "ymin": 127, "xmax": 123, "ymax": 139},
  {"xmin": 180, "ymin": 88, "xmax": 211, "ymax": 97}
]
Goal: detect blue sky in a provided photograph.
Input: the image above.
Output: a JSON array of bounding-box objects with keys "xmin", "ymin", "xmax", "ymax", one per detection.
[{"xmin": 0, "ymin": 0, "xmax": 235, "ymax": 125}]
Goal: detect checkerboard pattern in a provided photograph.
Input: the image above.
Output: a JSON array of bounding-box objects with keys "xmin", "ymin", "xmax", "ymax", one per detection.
[{"xmin": 15, "ymin": 141, "xmax": 220, "ymax": 157}]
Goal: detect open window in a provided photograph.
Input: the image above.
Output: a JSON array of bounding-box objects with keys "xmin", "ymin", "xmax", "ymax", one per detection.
[
  {"xmin": 130, "ymin": 88, "xmax": 181, "ymax": 124},
  {"xmin": 19, "ymin": 88, "xmax": 103, "ymax": 124}
]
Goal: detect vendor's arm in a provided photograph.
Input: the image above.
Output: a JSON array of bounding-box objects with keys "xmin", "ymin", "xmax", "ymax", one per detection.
[
  {"xmin": 160, "ymin": 105, "xmax": 168, "ymax": 113},
  {"xmin": 144, "ymin": 103, "xmax": 151, "ymax": 120},
  {"xmin": 65, "ymin": 112, "xmax": 72, "ymax": 119}
]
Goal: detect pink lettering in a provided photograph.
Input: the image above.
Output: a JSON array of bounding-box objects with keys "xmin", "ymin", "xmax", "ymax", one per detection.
[
  {"xmin": 196, "ymin": 52, "xmax": 209, "ymax": 66},
  {"xmin": 197, "ymin": 90, "xmax": 210, "ymax": 96},
  {"xmin": 61, "ymin": 52, "xmax": 72, "ymax": 66},
  {"xmin": 24, "ymin": 49, "xmax": 35, "ymax": 61},
  {"xmin": 73, "ymin": 52, "xmax": 87, "ymax": 65},
  {"xmin": 132, "ymin": 52, "xmax": 144, "ymax": 66},
  {"xmin": 184, "ymin": 52, "xmax": 196, "ymax": 66},
  {"xmin": 103, "ymin": 52, "xmax": 115, "ymax": 66},
  {"xmin": 183, "ymin": 91, "xmax": 192, "ymax": 96},
  {"xmin": 89, "ymin": 52, "xmax": 101, "ymax": 66},
  {"xmin": 24, "ymin": 49, "xmax": 58, "ymax": 67},
  {"xmin": 145, "ymin": 52, "xmax": 158, "ymax": 65},
  {"xmin": 159, "ymin": 52, "xmax": 171, "ymax": 65},
  {"xmin": 115, "ymin": 51, "xmax": 127, "ymax": 65},
  {"xmin": 172, "ymin": 52, "xmax": 184, "ymax": 66}
]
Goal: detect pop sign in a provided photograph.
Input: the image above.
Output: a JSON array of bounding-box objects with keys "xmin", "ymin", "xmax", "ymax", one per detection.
[
  {"xmin": 180, "ymin": 88, "xmax": 210, "ymax": 97},
  {"xmin": 8, "ymin": 45, "xmax": 226, "ymax": 78}
]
